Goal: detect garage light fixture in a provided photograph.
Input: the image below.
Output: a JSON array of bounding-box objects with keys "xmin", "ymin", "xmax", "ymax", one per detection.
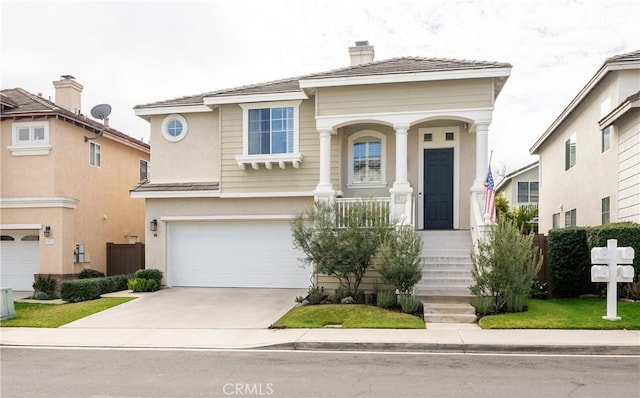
[
  {"xmin": 44, "ymin": 225, "xmax": 51, "ymax": 237},
  {"xmin": 150, "ymin": 219, "xmax": 158, "ymax": 232}
]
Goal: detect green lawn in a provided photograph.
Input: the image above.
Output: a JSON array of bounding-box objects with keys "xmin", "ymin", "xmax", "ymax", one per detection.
[
  {"xmin": 479, "ymin": 298, "xmax": 640, "ymax": 330},
  {"xmin": 0, "ymin": 297, "xmax": 135, "ymax": 328},
  {"xmin": 273, "ymin": 304, "xmax": 425, "ymax": 329}
]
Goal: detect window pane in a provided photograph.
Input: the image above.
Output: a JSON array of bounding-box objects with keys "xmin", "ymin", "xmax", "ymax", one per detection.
[
  {"xmin": 352, "ymin": 136, "xmax": 381, "ymax": 183},
  {"xmin": 140, "ymin": 161, "xmax": 148, "ymax": 180},
  {"xmin": 167, "ymin": 120, "xmax": 183, "ymax": 137},
  {"xmin": 272, "ymin": 131, "xmax": 286, "ymax": 154},
  {"xmin": 18, "ymin": 128, "xmax": 30, "ymax": 141},
  {"xmin": 517, "ymin": 182, "xmax": 529, "ymax": 203},
  {"xmin": 601, "ymin": 197, "xmax": 610, "ymax": 224},
  {"xmin": 530, "ymin": 182, "xmax": 539, "ymax": 203},
  {"xmin": 33, "ymin": 127, "xmax": 45, "ymax": 141},
  {"xmin": 248, "ymin": 131, "xmax": 261, "ymax": 154},
  {"xmin": 602, "ymin": 127, "xmax": 611, "ymax": 152}
]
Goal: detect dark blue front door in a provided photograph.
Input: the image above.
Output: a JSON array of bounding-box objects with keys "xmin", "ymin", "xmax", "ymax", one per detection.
[{"xmin": 424, "ymin": 148, "xmax": 454, "ymax": 230}]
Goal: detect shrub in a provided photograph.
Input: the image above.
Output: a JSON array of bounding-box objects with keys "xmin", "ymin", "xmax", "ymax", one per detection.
[
  {"xmin": 31, "ymin": 291, "xmax": 49, "ymax": 300},
  {"xmin": 133, "ymin": 269, "xmax": 163, "ymax": 285},
  {"xmin": 376, "ymin": 290, "xmax": 397, "ymax": 309},
  {"xmin": 78, "ymin": 269, "xmax": 105, "ymax": 279},
  {"xmin": 624, "ymin": 281, "xmax": 640, "ymax": 300},
  {"xmin": 586, "ymin": 222, "xmax": 640, "ymax": 283},
  {"xmin": 32, "ymin": 274, "xmax": 56, "ymax": 297},
  {"xmin": 307, "ymin": 286, "xmax": 323, "ymax": 305},
  {"xmin": 470, "ymin": 218, "xmax": 543, "ymax": 314},
  {"xmin": 109, "ymin": 274, "xmax": 131, "ymax": 291},
  {"xmin": 375, "ymin": 225, "xmax": 423, "ymax": 294},
  {"xmin": 61, "ymin": 279, "xmax": 102, "ymax": 302},
  {"xmin": 291, "ymin": 200, "xmax": 391, "ymax": 296},
  {"xmin": 397, "ymin": 294, "xmax": 421, "ymax": 314},
  {"xmin": 128, "ymin": 278, "xmax": 159, "ymax": 292},
  {"xmin": 548, "ymin": 228, "xmax": 591, "ymax": 298}
]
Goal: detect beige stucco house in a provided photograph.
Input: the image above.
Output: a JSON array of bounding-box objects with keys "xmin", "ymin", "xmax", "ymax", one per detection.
[
  {"xmin": 495, "ymin": 161, "xmax": 539, "ymax": 208},
  {"xmin": 1, "ymin": 76, "xmax": 150, "ymax": 290},
  {"xmin": 132, "ymin": 42, "xmax": 511, "ymax": 291},
  {"xmin": 531, "ymin": 50, "xmax": 640, "ymax": 234}
]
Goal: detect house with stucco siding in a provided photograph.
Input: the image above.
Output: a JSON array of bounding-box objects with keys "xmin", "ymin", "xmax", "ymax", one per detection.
[{"xmin": 132, "ymin": 42, "xmax": 511, "ymax": 296}]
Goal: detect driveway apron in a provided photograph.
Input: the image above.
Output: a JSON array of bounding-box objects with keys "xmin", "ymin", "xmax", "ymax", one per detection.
[{"xmin": 61, "ymin": 288, "xmax": 305, "ymax": 329}]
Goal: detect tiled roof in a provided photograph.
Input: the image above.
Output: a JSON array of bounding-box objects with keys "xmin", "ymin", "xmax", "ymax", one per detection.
[
  {"xmin": 136, "ymin": 56, "xmax": 511, "ymax": 109},
  {"xmin": 130, "ymin": 181, "xmax": 220, "ymax": 192},
  {"xmin": 605, "ymin": 49, "xmax": 640, "ymax": 64},
  {"xmin": 0, "ymin": 88, "xmax": 149, "ymax": 150}
]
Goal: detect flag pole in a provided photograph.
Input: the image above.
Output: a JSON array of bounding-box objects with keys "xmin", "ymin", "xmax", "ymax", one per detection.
[{"xmin": 487, "ymin": 150, "xmax": 493, "ymax": 173}]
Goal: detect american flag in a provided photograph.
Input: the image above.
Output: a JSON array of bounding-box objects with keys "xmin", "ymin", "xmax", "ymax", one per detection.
[{"xmin": 484, "ymin": 168, "xmax": 496, "ymax": 222}]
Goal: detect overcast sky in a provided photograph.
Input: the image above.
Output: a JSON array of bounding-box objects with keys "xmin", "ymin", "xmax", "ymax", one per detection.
[{"xmin": 2, "ymin": 0, "xmax": 639, "ymax": 174}]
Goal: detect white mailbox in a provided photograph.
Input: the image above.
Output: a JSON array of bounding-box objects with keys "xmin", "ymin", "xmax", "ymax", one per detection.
[
  {"xmin": 591, "ymin": 247, "xmax": 610, "ymax": 264},
  {"xmin": 617, "ymin": 265, "xmax": 635, "ymax": 282},
  {"xmin": 617, "ymin": 247, "xmax": 635, "ymax": 264},
  {"xmin": 591, "ymin": 265, "xmax": 609, "ymax": 282}
]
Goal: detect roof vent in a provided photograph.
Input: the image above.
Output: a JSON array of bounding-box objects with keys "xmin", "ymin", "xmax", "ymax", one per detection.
[{"xmin": 349, "ymin": 41, "xmax": 375, "ymax": 66}]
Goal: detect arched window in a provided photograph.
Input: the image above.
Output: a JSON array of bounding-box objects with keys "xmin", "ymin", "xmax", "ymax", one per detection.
[
  {"xmin": 1, "ymin": 235, "xmax": 15, "ymax": 241},
  {"xmin": 348, "ymin": 131, "xmax": 386, "ymax": 186},
  {"xmin": 22, "ymin": 235, "xmax": 40, "ymax": 241}
]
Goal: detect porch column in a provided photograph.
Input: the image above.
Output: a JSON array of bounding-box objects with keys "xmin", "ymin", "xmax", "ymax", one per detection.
[
  {"xmin": 314, "ymin": 128, "xmax": 335, "ymax": 201},
  {"xmin": 473, "ymin": 122, "xmax": 490, "ymax": 190},
  {"xmin": 389, "ymin": 124, "xmax": 413, "ymax": 225}
]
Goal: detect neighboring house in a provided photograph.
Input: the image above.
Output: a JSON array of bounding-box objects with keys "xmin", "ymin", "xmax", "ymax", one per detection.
[
  {"xmin": 1, "ymin": 76, "xmax": 150, "ymax": 290},
  {"xmin": 495, "ymin": 161, "xmax": 539, "ymax": 208},
  {"xmin": 531, "ymin": 50, "xmax": 640, "ymax": 234},
  {"xmin": 132, "ymin": 41, "xmax": 511, "ymax": 290}
]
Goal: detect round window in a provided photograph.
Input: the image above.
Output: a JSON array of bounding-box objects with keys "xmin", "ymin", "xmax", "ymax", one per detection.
[{"xmin": 161, "ymin": 114, "xmax": 188, "ymax": 142}]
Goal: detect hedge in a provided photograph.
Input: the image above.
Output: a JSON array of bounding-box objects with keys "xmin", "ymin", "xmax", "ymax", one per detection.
[
  {"xmin": 586, "ymin": 222, "xmax": 640, "ymax": 279},
  {"xmin": 133, "ymin": 269, "xmax": 163, "ymax": 285},
  {"xmin": 60, "ymin": 274, "xmax": 131, "ymax": 303}
]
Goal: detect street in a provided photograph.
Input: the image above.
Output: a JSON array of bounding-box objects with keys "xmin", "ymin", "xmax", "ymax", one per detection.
[{"xmin": 1, "ymin": 348, "xmax": 639, "ymax": 397}]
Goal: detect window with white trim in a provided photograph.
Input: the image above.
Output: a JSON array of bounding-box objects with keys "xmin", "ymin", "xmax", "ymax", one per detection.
[
  {"xmin": 564, "ymin": 208, "xmax": 576, "ymax": 227},
  {"xmin": 552, "ymin": 213, "xmax": 560, "ymax": 229},
  {"xmin": 517, "ymin": 181, "xmax": 539, "ymax": 204},
  {"xmin": 236, "ymin": 101, "xmax": 302, "ymax": 170},
  {"xmin": 90, "ymin": 142, "xmax": 101, "ymax": 167},
  {"xmin": 601, "ymin": 196, "xmax": 610, "ymax": 224},
  {"xmin": 140, "ymin": 160, "xmax": 149, "ymax": 181},
  {"xmin": 565, "ymin": 133, "xmax": 576, "ymax": 170},
  {"xmin": 348, "ymin": 131, "xmax": 386, "ymax": 186},
  {"xmin": 9, "ymin": 121, "xmax": 51, "ymax": 156},
  {"xmin": 161, "ymin": 114, "xmax": 188, "ymax": 142},
  {"xmin": 601, "ymin": 126, "xmax": 611, "ymax": 153}
]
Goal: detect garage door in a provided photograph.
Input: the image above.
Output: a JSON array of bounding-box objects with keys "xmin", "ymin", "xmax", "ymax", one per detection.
[
  {"xmin": 168, "ymin": 221, "xmax": 310, "ymax": 288},
  {"xmin": 1, "ymin": 239, "xmax": 39, "ymax": 291}
]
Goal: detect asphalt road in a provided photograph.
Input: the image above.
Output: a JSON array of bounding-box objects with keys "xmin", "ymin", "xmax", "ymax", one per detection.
[{"xmin": 1, "ymin": 348, "xmax": 639, "ymax": 398}]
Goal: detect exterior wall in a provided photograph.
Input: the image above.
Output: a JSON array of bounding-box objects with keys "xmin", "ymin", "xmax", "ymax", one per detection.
[
  {"xmin": 537, "ymin": 73, "xmax": 626, "ymax": 234},
  {"xmin": 148, "ymin": 111, "xmax": 219, "ymax": 183},
  {"xmin": 144, "ymin": 196, "xmax": 314, "ymax": 280},
  {"xmin": 316, "ymin": 79, "xmax": 493, "ymax": 116},
  {"xmin": 617, "ymin": 109, "xmax": 640, "ymax": 223},
  {"xmin": 497, "ymin": 166, "xmax": 539, "ymax": 207},
  {"xmin": 219, "ymin": 98, "xmax": 336, "ymax": 194},
  {"xmin": 1, "ymin": 116, "xmax": 148, "ymax": 277}
]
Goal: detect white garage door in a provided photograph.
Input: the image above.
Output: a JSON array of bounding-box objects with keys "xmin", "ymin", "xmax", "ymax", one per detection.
[
  {"xmin": 1, "ymin": 240, "xmax": 39, "ymax": 291},
  {"xmin": 168, "ymin": 221, "xmax": 310, "ymax": 288}
]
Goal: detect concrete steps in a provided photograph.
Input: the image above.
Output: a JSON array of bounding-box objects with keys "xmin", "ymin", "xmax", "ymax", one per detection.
[{"xmin": 423, "ymin": 302, "xmax": 477, "ymax": 324}]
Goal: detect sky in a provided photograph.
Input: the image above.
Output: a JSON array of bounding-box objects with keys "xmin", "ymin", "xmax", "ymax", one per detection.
[{"xmin": 2, "ymin": 0, "xmax": 639, "ymax": 175}]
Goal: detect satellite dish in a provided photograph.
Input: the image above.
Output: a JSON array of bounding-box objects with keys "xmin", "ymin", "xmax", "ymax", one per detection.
[{"xmin": 90, "ymin": 103, "xmax": 112, "ymax": 120}]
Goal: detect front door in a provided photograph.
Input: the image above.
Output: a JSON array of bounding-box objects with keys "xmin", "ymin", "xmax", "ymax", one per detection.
[{"xmin": 424, "ymin": 148, "xmax": 454, "ymax": 229}]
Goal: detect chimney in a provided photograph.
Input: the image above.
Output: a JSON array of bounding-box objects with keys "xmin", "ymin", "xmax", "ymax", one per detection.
[
  {"xmin": 349, "ymin": 40, "xmax": 375, "ymax": 66},
  {"xmin": 53, "ymin": 75, "xmax": 83, "ymax": 114}
]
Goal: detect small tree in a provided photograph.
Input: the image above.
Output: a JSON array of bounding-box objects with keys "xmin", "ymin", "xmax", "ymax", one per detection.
[
  {"xmin": 291, "ymin": 200, "xmax": 390, "ymax": 297},
  {"xmin": 470, "ymin": 217, "xmax": 543, "ymax": 314},
  {"xmin": 376, "ymin": 225, "xmax": 423, "ymax": 294}
]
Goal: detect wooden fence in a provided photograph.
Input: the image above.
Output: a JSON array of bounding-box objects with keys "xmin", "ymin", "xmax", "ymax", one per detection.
[{"xmin": 106, "ymin": 242, "xmax": 145, "ymax": 276}]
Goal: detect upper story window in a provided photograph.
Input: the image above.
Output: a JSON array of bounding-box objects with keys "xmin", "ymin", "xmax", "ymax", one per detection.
[
  {"xmin": 161, "ymin": 114, "xmax": 188, "ymax": 142},
  {"xmin": 235, "ymin": 101, "xmax": 302, "ymax": 170},
  {"xmin": 348, "ymin": 131, "xmax": 386, "ymax": 187},
  {"xmin": 517, "ymin": 181, "xmax": 539, "ymax": 204},
  {"xmin": 552, "ymin": 213, "xmax": 560, "ymax": 229},
  {"xmin": 9, "ymin": 121, "xmax": 52, "ymax": 156},
  {"xmin": 564, "ymin": 208, "xmax": 576, "ymax": 227},
  {"xmin": 140, "ymin": 160, "xmax": 149, "ymax": 181},
  {"xmin": 601, "ymin": 126, "xmax": 611, "ymax": 153},
  {"xmin": 565, "ymin": 133, "xmax": 576, "ymax": 170},
  {"xmin": 90, "ymin": 142, "xmax": 101, "ymax": 167}
]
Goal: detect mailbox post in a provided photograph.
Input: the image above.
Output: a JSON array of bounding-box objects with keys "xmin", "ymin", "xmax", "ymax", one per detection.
[{"xmin": 590, "ymin": 239, "xmax": 635, "ymax": 321}]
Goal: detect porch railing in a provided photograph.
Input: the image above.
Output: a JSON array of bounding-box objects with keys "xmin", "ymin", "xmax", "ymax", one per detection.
[{"xmin": 334, "ymin": 197, "xmax": 391, "ymax": 228}]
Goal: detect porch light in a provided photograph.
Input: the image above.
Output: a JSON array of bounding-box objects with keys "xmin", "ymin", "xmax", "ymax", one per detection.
[
  {"xmin": 44, "ymin": 225, "xmax": 51, "ymax": 237},
  {"xmin": 150, "ymin": 219, "xmax": 158, "ymax": 232}
]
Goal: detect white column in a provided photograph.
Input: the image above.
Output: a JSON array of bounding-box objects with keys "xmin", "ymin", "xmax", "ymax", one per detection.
[
  {"xmin": 473, "ymin": 122, "xmax": 490, "ymax": 190},
  {"xmin": 389, "ymin": 124, "xmax": 413, "ymax": 225},
  {"xmin": 314, "ymin": 128, "xmax": 335, "ymax": 200}
]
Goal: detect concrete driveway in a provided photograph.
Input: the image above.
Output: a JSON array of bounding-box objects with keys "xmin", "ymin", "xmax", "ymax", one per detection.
[{"xmin": 61, "ymin": 288, "xmax": 306, "ymax": 329}]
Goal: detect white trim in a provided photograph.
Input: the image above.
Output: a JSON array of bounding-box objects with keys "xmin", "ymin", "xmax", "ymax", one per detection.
[
  {"xmin": 10, "ymin": 121, "xmax": 51, "ymax": 156},
  {"xmin": 89, "ymin": 142, "xmax": 101, "ymax": 167},
  {"xmin": 130, "ymin": 190, "xmax": 221, "ymax": 199},
  {"xmin": 1, "ymin": 197, "xmax": 79, "ymax": 209},
  {"xmin": 134, "ymin": 105, "xmax": 212, "ymax": 116},
  {"xmin": 0, "ymin": 224, "xmax": 42, "ymax": 230},
  {"xmin": 219, "ymin": 191, "xmax": 314, "ymax": 198},
  {"xmin": 417, "ymin": 127, "xmax": 460, "ymax": 230},
  {"xmin": 161, "ymin": 214, "xmax": 295, "ymax": 222},
  {"xmin": 299, "ymin": 67, "xmax": 512, "ymax": 88},
  {"xmin": 204, "ymin": 91, "xmax": 308, "ymax": 105},
  {"xmin": 235, "ymin": 153, "xmax": 303, "ymax": 170},
  {"xmin": 347, "ymin": 130, "xmax": 387, "ymax": 186},
  {"xmin": 8, "ymin": 144, "xmax": 53, "ymax": 156},
  {"xmin": 161, "ymin": 114, "xmax": 189, "ymax": 142}
]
